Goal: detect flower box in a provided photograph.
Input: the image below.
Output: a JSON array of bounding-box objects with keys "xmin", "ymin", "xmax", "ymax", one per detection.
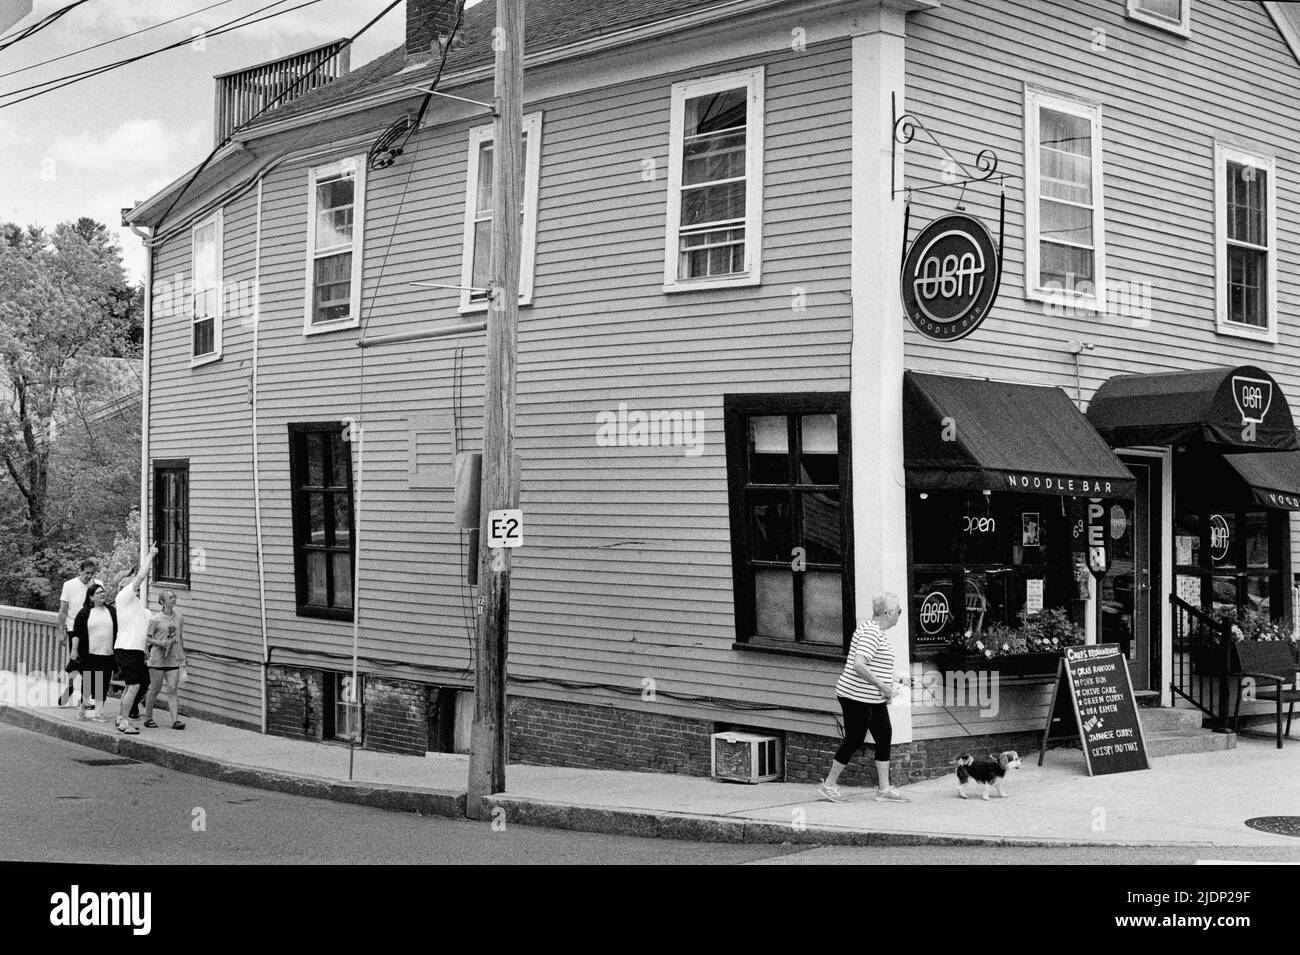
[{"xmin": 932, "ymin": 650, "xmax": 1062, "ymax": 679}]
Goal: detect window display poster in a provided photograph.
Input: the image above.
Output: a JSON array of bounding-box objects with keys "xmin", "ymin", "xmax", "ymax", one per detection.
[
  {"xmin": 1175, "ymin": 535, "xmax": 1195, "ymax": 566},
  {"xmin": 1176, "ymin": 574, "xmax": 1201, "ymax": 607},
  {"xmin": 1026, "ymin": 578, "xmax": 1044, "ymax": 614},
  {"xmin": 1022, "ymin": 512, "xmax": 1040, "ymax": 547}
]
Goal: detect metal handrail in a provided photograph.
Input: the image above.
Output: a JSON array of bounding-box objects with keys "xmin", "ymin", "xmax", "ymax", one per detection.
[{"xmin": 1169, "ymin": 594, "xmax": 1236, "ymax": 731}]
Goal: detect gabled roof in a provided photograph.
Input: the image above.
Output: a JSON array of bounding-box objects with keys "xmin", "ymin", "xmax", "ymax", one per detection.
[{"xmin": 239, "ymin": 0, "xmax": 754, "ymax": 131}]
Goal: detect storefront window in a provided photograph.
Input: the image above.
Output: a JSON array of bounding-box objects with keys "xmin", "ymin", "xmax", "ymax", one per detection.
[
  {"xmin": 909, "ymin": 491, "xmax": 1082, "ymax": 653},
  {"xmin": 1244, "ymin": 510, "xmax": 1270, "ymax": 569},
  {"xmin": 1173, "ymin": 504, "xmax": 1283, "ymax": 620}
]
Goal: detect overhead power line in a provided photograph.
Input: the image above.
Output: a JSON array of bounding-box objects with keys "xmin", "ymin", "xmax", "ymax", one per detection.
[
  {"xmin": 0, "ymin": 0, "xmax": 243, "ymax": 81},
  {"xmin": 0, "ymin": 0, "xmax": 318, "ymax": 108},
  {"xmin": 0, "ymin": 0, "xmax": 94, "ymax": 53}
]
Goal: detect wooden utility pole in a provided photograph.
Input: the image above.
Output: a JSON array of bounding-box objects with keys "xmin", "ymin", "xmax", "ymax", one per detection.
[{"xmin": 467, "ymin": 0, "xmax": 523, "ymax": 817}]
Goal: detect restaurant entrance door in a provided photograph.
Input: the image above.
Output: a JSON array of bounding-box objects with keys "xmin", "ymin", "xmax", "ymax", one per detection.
[{"xmin": 1114, "ymin": 453, "xmax": 1162, "ymax": 692}]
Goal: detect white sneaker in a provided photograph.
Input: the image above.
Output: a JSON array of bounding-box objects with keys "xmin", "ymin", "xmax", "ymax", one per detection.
[
  {"xmin": 875, "ymin": 787, "xmax": 910, "ymax": 803},
  {"xmin": 817, "ymin": 782, "xmax": 848, "ymax": 803}
]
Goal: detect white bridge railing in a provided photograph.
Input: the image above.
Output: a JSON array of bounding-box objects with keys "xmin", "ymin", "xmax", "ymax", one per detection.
[{"xmin": 0, "ymin": 604, "xmax": 62, "ymax": 679}]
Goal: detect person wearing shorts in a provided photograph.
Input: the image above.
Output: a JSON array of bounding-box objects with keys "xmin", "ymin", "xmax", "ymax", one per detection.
[
  {"xmin": 71, "ymin": 583, "xmax": 116, "ymax": 722},
  {"xmin": 817, "ymin": 591, "xmax": 912, "ymax": 804},
  {"xmin": 143, "ymin": 589, "xmax": 185, "ymax": 730},
  {"xmin": 112, "ymin": 545, "xmax": 158, "ymax": 735}
]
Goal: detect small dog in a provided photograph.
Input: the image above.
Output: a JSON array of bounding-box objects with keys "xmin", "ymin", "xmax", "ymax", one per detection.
[{"xmin": 955, "ymin": 751, "xmax": 1021, "ymax": 800}]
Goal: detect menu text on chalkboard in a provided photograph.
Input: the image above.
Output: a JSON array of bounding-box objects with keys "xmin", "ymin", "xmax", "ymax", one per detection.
[{"xmin": 1039, "ymin": 643, "xmax": 1150, "ymax": 776}]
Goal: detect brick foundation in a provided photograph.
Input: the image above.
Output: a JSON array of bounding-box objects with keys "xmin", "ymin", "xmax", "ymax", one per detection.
[{"xmin": 262, "ymin": 666, "xmax": 1041, "ymax": 786}]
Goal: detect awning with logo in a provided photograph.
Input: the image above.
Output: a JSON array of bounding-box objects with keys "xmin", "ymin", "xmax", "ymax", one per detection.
[
  {"xmin": 1222, "ymin": 450, "xmax": 1300, "ymax": 510},
  {"xmin": 1086, "ymin": 365, "xmax": 1299, "ymax": 451},
  {"xmin": 903, "ymin": 371, "xmax": 1136, "ymax": 498}
]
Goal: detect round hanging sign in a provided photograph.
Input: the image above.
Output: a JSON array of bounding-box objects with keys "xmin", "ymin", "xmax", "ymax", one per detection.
[{"xmin": 900, "ymin": 213, "xmax": 1001, "ymax": 342}]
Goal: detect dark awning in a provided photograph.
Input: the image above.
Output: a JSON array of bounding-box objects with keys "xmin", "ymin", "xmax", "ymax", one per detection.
[
  {"xmin": 1086, "ymin": 365, "xmax": 1298, "ymax": 451},
  {"xmin": 1222, "ymin": 450, "xmax": 1300, "ymax": 509},
  {"xmin": 904, "ymin": 371, "xmax": 1136, "ymax": 498}
]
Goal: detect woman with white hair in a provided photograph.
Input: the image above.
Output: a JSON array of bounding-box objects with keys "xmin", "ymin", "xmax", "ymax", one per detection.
[{"xmin": 818, "ymin": 591, "xmax": 911, "ymax": 803}]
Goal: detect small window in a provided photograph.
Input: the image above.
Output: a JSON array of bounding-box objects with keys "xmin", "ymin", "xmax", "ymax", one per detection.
[
  {"xmin": 153, "ymin": 461, "xmax": 189, "ymax": 586},
  {"xmin": 304, "ymin": 157, "xmax": 365, "ymax": 333},
  {"xmin": 664, "ymin": 67, "xmax": 764, "ymax": 291},
  {"xmin": 323, "ymin": 671, "xmax": 362, "ymax": 742},
  {"xmin": 289, "ymin": 423, "xmax": 355, "ymax": 620},
  {"xmin": 724, "ymin": 394, "xmax": 853, "ymax": 653},
  {"xmin": 459, "ymin": 112, "xmax": 542, "ymax": 312},
  {"xmin": 191, "ymin": 211, "xmax": 222, "ymax": 363},
  {"xmin": 1024, "ymin": 89, "xmax": 1106, "ymax": 310},
  {"xmin": 1215, "ymin": 142, "xmax": 1276, "ymax": 341},
  {"xmin": 1126, "ymin": 0, "xmax": 1190, "ymax": 37}
]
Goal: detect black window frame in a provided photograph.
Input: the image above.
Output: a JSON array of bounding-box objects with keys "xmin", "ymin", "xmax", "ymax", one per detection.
[
  {"xmin": 1173, "ymin": 503, "xmax": 1285, "ymax": 618},
  {"xmin": 724, "ymin": 393, "xmax": 854, "ymax": 658},
  {"xmin": 288, "ymin": 422, "xmax": 356, "ymax": 622},
  {"xmin": 152, "ymin": 459, "xmax": 190, "ymax": 587}
]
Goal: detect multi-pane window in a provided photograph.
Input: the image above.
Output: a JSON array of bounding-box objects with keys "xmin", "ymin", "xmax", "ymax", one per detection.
[
  {"xmin": 305, "ymin": 158, "xmax": 364, "ymax": 331},
  {"xmin": 1174, "ymin": 506, "xmax": 1281, "ymax": 618},
  {"xmin": 1025, "ymin": 91, "xmax": 1105, "ymax": 306},
  {"xmin": 191, "ymin": 212, "xmax": 221, "ymax": 362},
  {"xmin": 724, "ymin": 395, "xmax": 853, "ymax": 652},
  {"xmin": 665, "ymin": 68, "xmax": 764, "ymax": 290},
  {"xmin": 1126, "ymin": 0, "xmax": 1190, "ymax": 36},
  {"xmin": 324, "ymin": 671, "xmax": 362, "ymax": 742},
  {"xmin": 1215, "ymin": 143, "xmax": 1275, "ymax": 340},
  {"xmin": 459, "ymin": 113, "xmax": 542, "ymax": 311},
  {"xmin": 153, "ymin": 461, "xmax": 189, "ymax": 585},
  {"xmin": 289, "ymin": 423, "xmax": 355, "ymax": 620}
]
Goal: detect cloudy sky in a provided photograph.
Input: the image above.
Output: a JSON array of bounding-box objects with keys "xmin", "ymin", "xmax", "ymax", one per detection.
[{"xmin": 0, "ymin": 0, "xmax": 428, "ymax": 281}]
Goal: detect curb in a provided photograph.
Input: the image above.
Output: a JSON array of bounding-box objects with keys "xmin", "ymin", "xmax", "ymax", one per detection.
[
  {"xmin": 0, "ymin": 706, "xmax": 1226, "ymax": 849},
  {"xmin": 0, "ymin": 704, "xmax": 465, "ymax": 818}
]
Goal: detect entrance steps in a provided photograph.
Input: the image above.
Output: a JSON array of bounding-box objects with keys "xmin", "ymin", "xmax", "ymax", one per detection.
[{"xmin": 1138, "ymin": 705, "xmax": 1237, "ymax": 757}]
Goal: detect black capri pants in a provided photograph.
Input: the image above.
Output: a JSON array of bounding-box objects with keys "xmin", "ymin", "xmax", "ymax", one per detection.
[{"xmin": 834, "ymin": 696, "xmax": 892, "ymax": 763}]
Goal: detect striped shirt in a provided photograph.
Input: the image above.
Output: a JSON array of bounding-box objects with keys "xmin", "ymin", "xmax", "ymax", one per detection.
[{"xmin": 835, "ymin": 621, "xmax": 895, "ymax": 704}]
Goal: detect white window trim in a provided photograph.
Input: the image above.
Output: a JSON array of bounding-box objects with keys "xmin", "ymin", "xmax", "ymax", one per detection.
[
  {"xmin": 1126, "ymin": 0, "xmax": 1191, "ymax": 38},
  {"xmin": 190, "ymin": 209, "xmax": 223, "ymax": 367},
  {"xmin": 1023, "ymin": 88, "xmax": 1106, "ymax": 312},
  {"xmin": 303, "ymin": 155, "xmax": 366, "ymax": 336},
  {"xmin": 1214, "ymin": 140, "xmax": 1277, "ymax": 344},
  {"xmin": 663, "ymin": 66, "xmax": 764, "ymax": 292},
  {"xmin": 458, "ymin": 112, "xmax": 543, "ymax": 314}
]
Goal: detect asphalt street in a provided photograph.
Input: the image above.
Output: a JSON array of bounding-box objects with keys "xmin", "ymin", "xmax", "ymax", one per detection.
[{"xmin": 3, "ymin": 723, "xmax": 1298, "ymax": 864}]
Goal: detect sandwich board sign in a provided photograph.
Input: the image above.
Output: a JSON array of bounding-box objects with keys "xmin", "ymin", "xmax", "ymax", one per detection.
[{"xmin": 1039, "ymin": 643, "xmax": 1149, "ymax": 776}]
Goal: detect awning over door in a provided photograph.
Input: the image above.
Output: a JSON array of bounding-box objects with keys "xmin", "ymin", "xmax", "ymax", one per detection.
[
  {"xmin": 903, "ymin": 371, "xmax": 1136, "ymax": 497},
  {"xmin": 1086, "ymin": 365, "xmax": 1299, "ymax": 451},
  {"xmin": 1222, "ymin": 450, "xmax": 1300, "ymax": 510}
]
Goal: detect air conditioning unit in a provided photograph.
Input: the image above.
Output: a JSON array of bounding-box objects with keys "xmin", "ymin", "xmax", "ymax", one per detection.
[{"xmin": 710, "ymin": 731, "xmax": 782, "ymax": 783}]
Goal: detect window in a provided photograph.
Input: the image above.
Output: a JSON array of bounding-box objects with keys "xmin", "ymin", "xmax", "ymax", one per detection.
[
  {"xmin": 323, "ymin": 671, "xmax": 362, "ymax": 742},
  {"xmin": 1174, "ymin": 505, "xmax": 1282, "ymax": 617},
  {"xmin": 459, "ymin": 112, "xmax": 542, "ymax": 312},
  {"xmin": 665, "ymin": 67, "xmax": 764, "ymax": 291},
  {"xmin": 1024, "ymin": 90, "xmax": 1105, "ymax": 309},
  {"xmin": 1126, "ymin": 0, "xmax": 1190, "ymax": 37},
  {"xmin": 191, "ymin": 211, "xmax": 222, "ymax": 363},
  {"xmin": 304, "ymin": 157, "xmax": 365, "ymax": 333},
  {"xmin": 288, "ymin": 423, "xmax": 355, "ymax": 620},
  {"xmin": 1215, "ymin": 142, "xmax": 1276, "ymax": 341},
  {"xmin": 153, "ymin": 461, "xmax": 189, "ymax": 585},
  {"xmin": 724, "ymin": 394, "xmax": 853, "ymax": 654}
]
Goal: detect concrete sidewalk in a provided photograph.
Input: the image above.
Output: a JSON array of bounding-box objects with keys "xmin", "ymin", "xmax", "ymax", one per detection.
[{"xmin": 3, "ymin": 699, "xmax": 1299, "ymax": 849}]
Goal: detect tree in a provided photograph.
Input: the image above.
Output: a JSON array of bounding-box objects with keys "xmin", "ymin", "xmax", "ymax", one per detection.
[{"xmin": 0, "ymin": 219, "xmax": 142, "ymax": 606}]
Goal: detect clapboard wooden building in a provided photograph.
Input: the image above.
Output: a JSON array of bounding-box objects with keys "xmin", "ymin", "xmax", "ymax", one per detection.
[{"xmin": 124, "ymin": 0, "xmax": 1300, "ymax": 780}]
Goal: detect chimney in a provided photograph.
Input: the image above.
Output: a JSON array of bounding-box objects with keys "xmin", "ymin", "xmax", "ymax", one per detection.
[{"xmin": 406, "ymin": 0, "xmax": 463, "ymax": 63}]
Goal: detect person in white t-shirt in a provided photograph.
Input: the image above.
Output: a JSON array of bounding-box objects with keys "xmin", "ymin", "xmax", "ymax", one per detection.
[
  {"xmin": 112, "ymin": 545, "xmax": 158, "ymax": 735},
  {"xmin": 57, "ymin": 559, "xmax": 102, "ymax": 707},
  {"xmin": 71, "ymin": 583, "xmax": 116, "ymax": 721}
]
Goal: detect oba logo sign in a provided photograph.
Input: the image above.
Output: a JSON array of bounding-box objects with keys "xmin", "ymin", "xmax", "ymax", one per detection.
[
  {"xmin": 918, "ymin": 591, "xmax": 950, "ymax": 635},
  {"xmin": 900, "ymin": 213, "xmax": 1002, "ymax": 342}
]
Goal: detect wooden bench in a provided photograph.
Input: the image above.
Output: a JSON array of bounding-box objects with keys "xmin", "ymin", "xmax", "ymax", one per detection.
[{"xmin": 1232, "ymin": 641, "xmax": 1300, "ymax": 749}]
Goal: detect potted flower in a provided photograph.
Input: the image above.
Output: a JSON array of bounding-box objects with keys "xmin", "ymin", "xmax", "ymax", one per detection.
[
  {"xmin": 1194, "ymin": 607, "xmax": 1299, "ymax": 673},
  {"xmin": 933, "ymin": 608, "xmax": 1084, "ymax": 678}
]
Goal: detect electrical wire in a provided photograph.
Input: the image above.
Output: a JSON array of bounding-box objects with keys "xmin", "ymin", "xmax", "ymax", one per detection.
[
  {"xmin": 0, "ymin": 0, "xmax": 313, "ymax": 107},
  {"xmin": 0, "ymin": 0, "xmax": 243, "ymax": 80},
  {"xmin": 151, "ymin": 0, "xmax": 403, "ymax": 231},
  {"xmin": 0, "ymin": 0, "xmax": 93, "ymax": 53}
]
